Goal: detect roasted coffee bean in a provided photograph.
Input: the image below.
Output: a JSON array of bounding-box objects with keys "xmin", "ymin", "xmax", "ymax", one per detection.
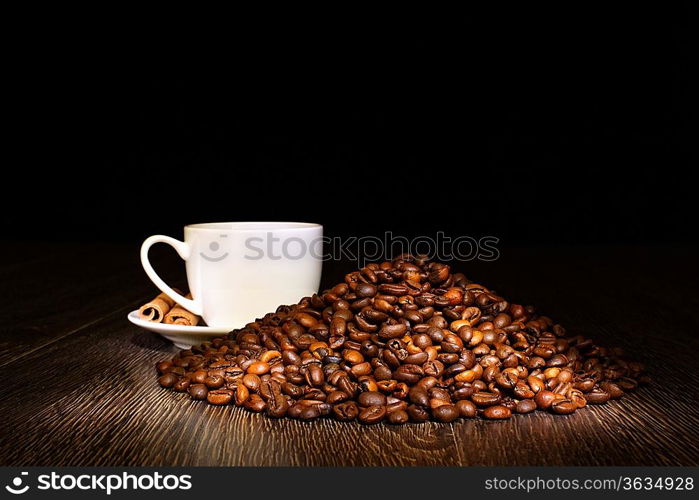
[
  {"xmin": 280, "ymin": 381, "xmax": 302, "ymax": 398},
  {"xmin": 235, "ymin": 384, "xmax": 250, "ymax": 405},
  {"xmin": 156, "ymin": 361, "xmax": 174, "ymax": 374},
  {"xmin": 472, "ymin": 379, "xmax": 487, "ymax": 391},
  {"xmin": 188, "ymin": 384, "xmax": 208, "ymax": 400},
  {"xmin": 406, "ymin": 404, "xmax": 429, "ymax": 422},
  {"xmin": 358, "ymin": 378, "xmax": 378, "ymax": 393},
  {"xmin": 427, "ymin": 326, "xmax": 446, "ymax": 343},
  {"xmin": 534, "ymin": 390, "xmax": 557, "ymax": 410},
  {"xmin": 173, "ymin": 378, "xmax": 190, "ymax": 392},
  {"xmin": 456, "ymin": 400, "xmax": 477, "ymax": 418},
  {"xmin": 190, "ymin": 369, "xmax": 207, "ymax": 384},
  {"xmin": 600, "ymin": 381, "xmax": 624, "ymax": 399},
  {"xmin": 333, "ymin": 401, "xmax": 359, "ymax": 421},
  {"xmin": 299, "ymin": 405, "xmax": 321, "ymax": 420},
  {"xmin": 617, "ymin": 377, "xmax": 638, "ymax": 391},
  {"xmin": 412, "ymin": 333, "xmax": 432, "ymax": 349},
  {"xmin": 260, "ymin": 350, "xmax": 282, "ymax": 363},
  {"xmin": 423, "ymin": 360, "xmax": 445, "ymax": 377},
  {"xmin": 267, "ymin": 381, "xmax": 289, "ymax": 418},
  {"xmin": 493, "ymin": 313, "xmax": 511, "ymax": 329},
  {"xmin": 358, "ymin": 391, "xmax": 387, "ymax": 407},
  {"xmin": 568, "ymin": 389, "xmax": 587, "ymax": 408},
  {"xmin": 528, "ymin": 375, "xmax": 545, "ymax": 393},
  {"xmin": 452, "ymin": 385, "xmax": 475, "ymax": 400},
  {"xmin": 573, "ymin": 377, "xmax": 595, "ymax": 392},
  {"xmin": 585, "ymin": 389, "xmax": 611, "ymax": 404},
  {"xmin": 425, "ymin": 385, "xmax": 446, "ymax": 398},
  {"xmin": 374, "ymin": 365, "xmax": 393, "ymax": 381},
  {"xmin": 404, "ymin": 352, "xmax": 428, "ymax": 365},
  {"xmin": 387, "ymin": 409, "xmax": 409, "ymax": 424},
  {"xmin": 427, "ymin": 398, "xmax": 446, "ymax": 409},
  {"xmin": 305, "ymin": 364, "xmax": 324, "ymax": 386},
  {"xmin": 330, "ymin": 317, "xmax": 347, "ymax": 337},
  {"xmin": 557, "ymin": 369, "xmax": 573, "ymax": 384},
  {"xmin": 338, "ymin": 376, "xmax": 358, "ymax": 398},
  {"xmin": 243, "ymin": 393, "xmax": 266, "ymax": 412},
  {"xmin": 551, "ymin": 399, "xmax": 576, "ymax": 415},
  {"xmin": 343, "ymin": 349, "xmax": 364, "ymax": 365},
  {"xmin": 495, "ymin": 371, "xmax": 518, "ymax": 390},
  {"xmin": 483, "ymin": 405, "xmax": 512, "ymax": 419},
  {"xmin": 358, "ymin": 405, "xmax": 386, "ymax": 424},
  {"xmin": 204, "ymin": 375, "xmax": 225, "ymax": 389},
  {"xmin": 516, "ymin": 399, "xmax": 537, "ymax": 414},
  {"xmin": 382, "ymin": 377, "xmax": 402, "ymax": 397},
  {"xmin": 409, "ymin": 386, "xmax": 429, "ymax": 407},
  {"xmin": 247, "ymin": 361, "xmax": 270, "ymax": 375},
  {"xmin": 282, "ymin": 350, "xmax": 301, "ymax": 366},
  {"xmin": 207, "ymin": 389, "xmax": 234, "ymax": 405},
  {"xmin": 471, "ymin": 391, "xmax": 501, "ymax": 407},
  {"xmin": 513, "ymin": 382, "xmax": 535, "ymax": 400},
  {"xmin": 259, "ymin": 380, "xmax": 273, "ymax": 401},
  {"xmin": 548, "ymin": 354, "xmax": 569, "ymax": 367},
  {"xmin": 433, "ymin": 404, "xmax": 459, "ymax": 422},
  {"xmin": 394, "ymin": 364, "xmax": 424, "ymax": 384},
  {"xmin": 303, "ymin": 388, "xmax": 327, "ymax": 402},
  {"xmin": 155, "ymin": 255, "xmax": 646, "ymax": 424},
  {"xmin": 326, "ymin": 390, "xmax": 349, "ymax": 404},
  {"xmin": 351, "ymin": 362, "xmax": 373, "ymax": 377},
  {"xmin": 379, "ymin": 323, "xmax": 408, "ymax": 339},
  {"xmin": 158, "ymin": 373, "xmax": 178, "ymax": 388},
  {"xmin": 379, "ymin": 283, "xmax": 409, "ymax": 296},
  {"xmin": 355, "ymin": 283, "xmax": 378, "ymax": 298},
  {"xmin": 386, "ymin": 400, "xmax": 408, "ymax": 414}
]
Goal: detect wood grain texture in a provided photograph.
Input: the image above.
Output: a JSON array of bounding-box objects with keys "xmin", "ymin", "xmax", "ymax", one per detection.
[
  {"xmin": 1, "ymin": 244, "xmax": 697, "ymax": 466},
  {"xmin": 0, "ymin": 242, "xmax": 184, "ymax": 366}
]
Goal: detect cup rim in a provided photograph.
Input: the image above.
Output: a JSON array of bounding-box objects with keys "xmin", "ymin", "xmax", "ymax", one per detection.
[{"xmin": 185, "ymin": 221, "xmax": 322, "ymax": 232}]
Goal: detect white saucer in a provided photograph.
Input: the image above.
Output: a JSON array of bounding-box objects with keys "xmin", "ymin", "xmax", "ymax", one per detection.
[{"xmin": 127, "ymin": 310, "xmax": 231, "ymax": 349}]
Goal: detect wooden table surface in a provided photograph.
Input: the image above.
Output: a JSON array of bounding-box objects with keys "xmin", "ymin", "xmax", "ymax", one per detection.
[{"xmin": 1, "ymin": 242, "xmax": 698, "ymax": 466}]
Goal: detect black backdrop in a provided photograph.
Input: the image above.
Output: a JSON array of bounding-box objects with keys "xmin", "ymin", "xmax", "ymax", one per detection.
[{"xmin": 6, "ymin": 5, "xmax": 693, "ymax": 248}]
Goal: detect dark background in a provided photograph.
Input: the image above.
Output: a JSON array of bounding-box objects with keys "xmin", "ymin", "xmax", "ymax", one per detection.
[
  {"xmin": 1, "ymin": 6, "xmax": 698, "ymax": 468},
  {"xmin": 6, "ymin": 5, "xmax": 693, "ymax": 248}
]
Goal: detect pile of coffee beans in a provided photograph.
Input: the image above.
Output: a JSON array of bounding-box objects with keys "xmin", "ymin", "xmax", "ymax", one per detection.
[{"xmin": 156, "ymin": 255, "xmax": 649, "ymax": 423}]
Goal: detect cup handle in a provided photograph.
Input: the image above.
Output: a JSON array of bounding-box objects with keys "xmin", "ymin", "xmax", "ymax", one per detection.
[{"xmin": 140, "ymin": 235, "xmax": 203, "ymax": 315}]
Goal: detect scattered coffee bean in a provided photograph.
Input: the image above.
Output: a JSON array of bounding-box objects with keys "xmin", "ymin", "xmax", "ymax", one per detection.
[
  {"xmin": 158, "ymin": 373, "xmax": 178, "ymax": 388},
  {"xmin": 247, "ymin": 361, "xmax": 270, "ymax": 375},
  {"xmin": 387, "ymin": 409, "xmax": 409, "ymax": 424},
  {"xmin": 204, "ymin": 375, "xmax": 225, "ymax": 389},
  {"xmin": 173, "ymin": 378, "xmax": 190, "ymax": 392},
  {"xmin": 483, "ymin": 405, "xmax": 512, "ymax": 419},
  {"xmin": 433, "ymin": 404, "xmax": 459, "ymax": 422},
  {"xmin": 534, "ymin": 390, "xmax": 557, "ymax": 410},
  {"xmin": 551, "ymin": 399, "xmax": 576, "ymax": 415},
  {"xmin": 188, "ymin": 383, "xmax": 208, "ymax": 400},
  {"xmin": 358, "ymin": 405, "xmax": 386, "ymax": 424},
  {"xmin": 207, "ymin": 389, "xmax": 233, "ymax": 405},
  {"xmin": 156, "ymin": 361, "xmax": 173, "ymax": 374},
  {"xmin": 333, "ymin": 401, "xmax": 359, "ymax": 421},
  {"xmin": 299, "ymin": 405, "xmax": 321, "ymax": 420},
  {"xmin": 585, "ymin": 389, "xmax": 611, "ymax": 405},
  {"xmin": 516, "ymin": 399, "xmax": 537, "ymax": 414},
  {"xmin": 456, "ymin": 400, "xmax": 477, "ymax": 418}
]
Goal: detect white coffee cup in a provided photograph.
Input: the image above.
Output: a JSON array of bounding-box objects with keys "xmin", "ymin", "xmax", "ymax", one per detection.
[{"xmin": 140, "ymin": 222, "xmax": 323, "ymax": 329}]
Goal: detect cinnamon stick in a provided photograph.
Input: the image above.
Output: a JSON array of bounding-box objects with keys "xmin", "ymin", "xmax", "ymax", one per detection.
[
  {"xmin": 164, "ymin": 293, "xmax": 200, "ymax": 326},
  {"xmin": 138, "ymin": 289, "xmax": 182, "ymax": 323}
]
